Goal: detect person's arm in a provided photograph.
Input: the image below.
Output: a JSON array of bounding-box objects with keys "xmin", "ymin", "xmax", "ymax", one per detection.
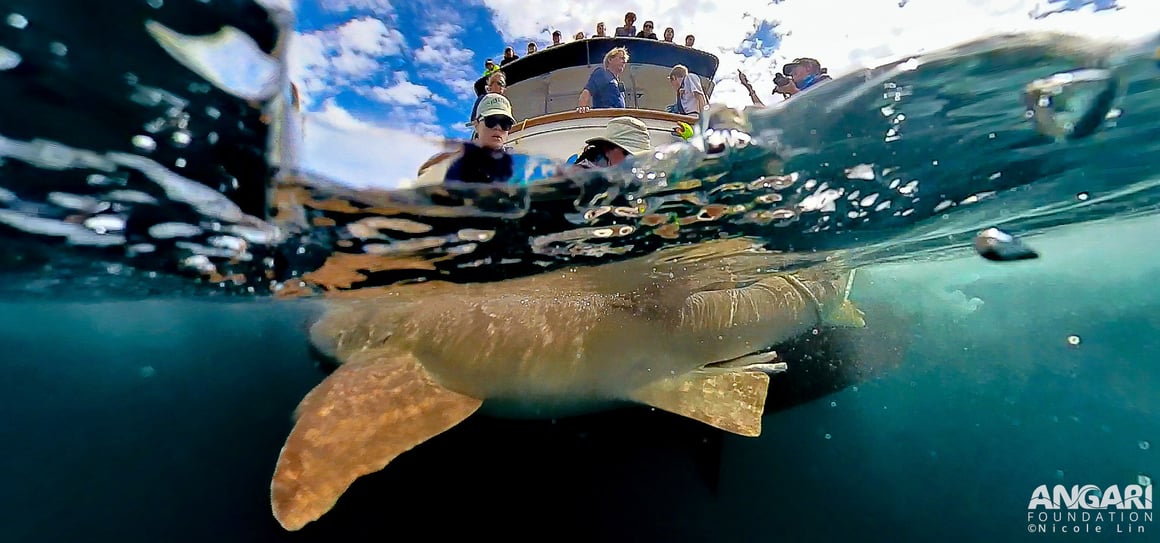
[
  {"xmin": 687, "ymin": 75, "xmax": 708, "ymax": 114},
  {"xmin": 577, "ymin": 68, "xmax": 602, "ymax": 112},
  {"xmin": 737, "ymin": 71, "xmax": 765, "ymax": 107},
  {"xmin": 577, "ymin": 89, "xmax": 593, "ymax": 112},
  {"xmin": 695, "ymin": 91, "xmax": 708, "ymax": 114}
]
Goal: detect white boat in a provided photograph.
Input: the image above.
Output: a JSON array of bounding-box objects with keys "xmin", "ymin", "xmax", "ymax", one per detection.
[{"xmin": 474, "ymin": 37, "xmax": 720, "ymax": 161}]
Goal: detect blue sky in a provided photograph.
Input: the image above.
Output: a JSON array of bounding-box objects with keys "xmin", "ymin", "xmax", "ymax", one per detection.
[{"xmin": 283, "ymin": 0, "xmax": 1151, "ymax": 188}]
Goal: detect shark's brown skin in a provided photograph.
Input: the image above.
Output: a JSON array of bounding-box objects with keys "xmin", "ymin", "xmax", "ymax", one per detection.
[{"xmin": 271, "ymin": 243, "xmax": 864, "ymax": 531}]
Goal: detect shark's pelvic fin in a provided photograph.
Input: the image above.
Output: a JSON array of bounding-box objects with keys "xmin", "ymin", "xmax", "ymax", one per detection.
[
  {"xmin": 271, "ymin": 350, "xmax": 482, "ymax": 531},
  {"xmin": 627, "ymin": 369, "xmax": 770, "ymax": 437}
]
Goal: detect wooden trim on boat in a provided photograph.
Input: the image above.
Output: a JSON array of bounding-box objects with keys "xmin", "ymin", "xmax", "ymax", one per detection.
[{"xmin": 511, "ymin": 109, "xmax": 697, "ymax": 134}]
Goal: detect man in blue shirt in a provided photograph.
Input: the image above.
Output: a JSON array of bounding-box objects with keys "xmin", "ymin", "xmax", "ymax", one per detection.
[{"xmin": 576, "ymin": 47, "xmax": 628, "ymax": 112}]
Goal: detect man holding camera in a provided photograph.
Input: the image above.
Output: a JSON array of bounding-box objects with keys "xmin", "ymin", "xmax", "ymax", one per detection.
[{"xmin": 738, "ymin": 57, "xmax": 832, "ymax": 106}]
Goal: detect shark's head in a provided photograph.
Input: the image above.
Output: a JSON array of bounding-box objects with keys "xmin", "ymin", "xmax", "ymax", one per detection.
[{"xmin": 309, "ymin": 300, "xmax": 403, "ymax": 362}]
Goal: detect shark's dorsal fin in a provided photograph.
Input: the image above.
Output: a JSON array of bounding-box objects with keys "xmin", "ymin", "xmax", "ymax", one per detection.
[
  {"xmin": 627, "ymin": 369, "xmax": 770, "ymax": 437},
  {"xmin": 271, "ymin": 350, "xmax": 482, "ymax": 531}
]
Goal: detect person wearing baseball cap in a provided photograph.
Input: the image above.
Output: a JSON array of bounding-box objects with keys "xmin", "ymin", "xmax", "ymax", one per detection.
[
  {"xmin": 570, "ymin": 116, "xmax": 653, "ymax": 169},
  {"xmin": 738, "ymin": 56, "xmax": 832, "ymax": 106},
  {"xmin": 414, "ymin": 93, "xmax": 516, "ymax": 185},
  {"xmin": 471, "ymin": 93, "xmax": 515, "ymax": 150},
  {"xmin": 483, "ymin": 58, "xmax": 499, "ymax": 77},
  {"xmin": 782, "ymin": 57, "xmax": 831, "ymax": 93}
]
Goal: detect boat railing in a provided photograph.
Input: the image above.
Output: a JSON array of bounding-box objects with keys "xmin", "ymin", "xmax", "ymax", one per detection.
[{"xmin": 509, "ymin": 108, "xmax": 697, "ymax": 134}]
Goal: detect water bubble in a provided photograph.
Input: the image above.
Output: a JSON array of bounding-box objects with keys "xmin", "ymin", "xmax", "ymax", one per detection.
[
  {"xmin": 1066, "ymin": 335, "xmax": 1081, "ymax": 346},
  {"xmin": 1140, "ymin": 440, "xmax": 1151, "ymax": 451},
  {"xmin": 851, "ymin": 386, "xmax": 859, "ymax": 392},
  {"xmin": 6, "ymin": 13, "xmax": 28, "ymax": 29},
  {"xmin": 49, "ymin": 42, "xmax": 67, "ymax": 56},
  {"xmin": 139, "ymin": 366, "xmax": 156, "ymax": 378},
  {"xmin": 175, "ymin": 158, "xmax": 187, "ymax": 168},
  {"xmin": 1076, "ymin": 192, "xmax": 1089, "ymax": 201},
  {"xmin": 132, "ymin": 135, "xmax": 157, "ymax": 151},
  {"xmin": 974, "ymin": 227, "xmax": 1038, "ymax": 262},
  {"xmin": 824, "ymin": 433, "xmax": 832, "ymax": 440},
  {"xmin": 0, "ymin": 47, "xmax": 20, "ymax": 70},
  {"xmin": 1056, "ymin": 469, "xmax": 1065, "ymax": 479},
  {"xmin": 147, "ymin": 0, "xmax": 164, "ymax": 7},
  {"xmin": 830, "ymin": 401, "xmax": 837, "ymax": 407},
  {"xmin": 171, "ymin": 130, "xmax": 192, "ymax": 147},
  {"xmin": 1139, "ymin": 474, "xmax": 1152, "ymax": 487}
]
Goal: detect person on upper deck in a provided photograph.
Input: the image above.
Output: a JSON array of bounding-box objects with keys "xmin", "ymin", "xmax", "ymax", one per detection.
[
  {"xmin": 576, "ymin": 47, "xmax": 628, "ymax": 113},
  {"xmin": 469, "ymin": 71, "xmax": 506, "ymax": 127},
  {"xmin": 685, "ymin": 34, "xmax": 695, "ymax": 47},
  {"xmin": 594, "ymin": 22, "xmax": 607, "ymax": 37},
  {"xmin": 635, "ymin": 21, "xmax": 658, "ymax": 39},
  {"xmin": 663, "ymin": 27, "xmax": 675, "ymax": 42},
  {"xmin": 500, "ymin": 47, "xmax": 519, "ymax": 65},
  {"xmin": 614, "ymin": 12, "xmax": 636, "ymax": 37},
  {"xmin": 483, "ymin": 59, "xmax": 498, "ymax": 77},
  {"xmin": 548, "ymin": 30, "xmax": 563, "ymax": 47},
  {"xmin": 526, "ymin": 42, "xmax": 537, "ymax": 55}
]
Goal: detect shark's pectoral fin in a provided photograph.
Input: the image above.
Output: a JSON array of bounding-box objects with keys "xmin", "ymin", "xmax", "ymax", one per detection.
[
  {"xmin": 271, "ymin": 350, "xmax": 482, "ymax": 531},
  {"xmin": 823, "ymin": 299, "xmax": 866, "ymax": 328},
  {"xmin": 627, "ymin": 369, "xmax": 770, "ymax": 437}
]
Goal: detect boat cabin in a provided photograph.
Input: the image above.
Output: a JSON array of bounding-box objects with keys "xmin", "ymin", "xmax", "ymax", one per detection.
[{"xmin": 471, "ymin": 37, "xmax": 719, "ymax": 161}]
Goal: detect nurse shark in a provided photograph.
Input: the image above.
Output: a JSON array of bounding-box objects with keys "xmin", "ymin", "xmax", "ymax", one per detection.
[{"xmin": 269, "ymin": 240, "xmax": 866, "ymax": 530}]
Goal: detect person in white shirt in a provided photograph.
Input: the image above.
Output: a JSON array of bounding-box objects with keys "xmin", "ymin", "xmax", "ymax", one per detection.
[{"xmin": 667, "ymin": 64, "xmax": 707, "ymax": 116}]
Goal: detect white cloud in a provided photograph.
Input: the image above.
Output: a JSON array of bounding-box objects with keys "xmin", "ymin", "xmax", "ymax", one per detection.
[
  {"xmin": 297, "ymin": 99, "xmax": 446, "ymax": 189},
  {"xmin": 480, "ymin": 0, "xmax": 1160, "ymax": 109},
  {"xmin": 320, "ymin": 0, "xmax": 396, "ymax": 16},
  {"xmin": 288, "ymin": 17, "xmax": 406, "ymax": 107},
  {"xmin": 412, "ymin": 22, "xmax": 480, "ymax": 97},
  {"xmin": 371, "ymin": 79, "xmax": 433, "ymax": 106}
]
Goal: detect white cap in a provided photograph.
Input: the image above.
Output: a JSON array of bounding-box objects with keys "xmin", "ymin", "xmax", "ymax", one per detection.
[
  {"xmin": 476, "ymin": 93, "xmax": 514, "ymax": 121},
  {"xmin": 584, "ymin": 116, "xmax": 651, "ymax": 155}
]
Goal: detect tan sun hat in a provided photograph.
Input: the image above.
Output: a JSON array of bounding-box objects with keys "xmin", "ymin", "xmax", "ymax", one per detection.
[
  {"xmin": 584, "ymin": 116, "xmax": 652, "ymax": 155},
  {"xmin": 476, "ymin": 93, "xmax": 514, "ymax": 121}
]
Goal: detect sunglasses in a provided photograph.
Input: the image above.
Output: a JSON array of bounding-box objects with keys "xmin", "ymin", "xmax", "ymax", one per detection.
[{"xmin": 481, "ymin": 114, "xmax": 513, "ymax": 131}]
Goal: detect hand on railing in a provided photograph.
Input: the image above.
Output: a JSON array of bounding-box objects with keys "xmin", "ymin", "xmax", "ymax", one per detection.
[{"xmin": 575, "ymin": 106, "xmax": 591, "ymax": 113}]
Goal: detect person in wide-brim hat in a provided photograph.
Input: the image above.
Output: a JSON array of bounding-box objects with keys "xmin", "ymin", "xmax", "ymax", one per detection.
[{"xmin": 576, "ymin": 116, "xmax": 652, "ymax": 168}]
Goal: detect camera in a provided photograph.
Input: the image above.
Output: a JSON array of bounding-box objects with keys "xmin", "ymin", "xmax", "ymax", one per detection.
[{"xmin": 773, "ymin": 73, "xmax": 791, "ymax": 87}]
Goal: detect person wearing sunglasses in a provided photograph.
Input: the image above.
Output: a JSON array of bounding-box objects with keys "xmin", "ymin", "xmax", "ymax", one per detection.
[
  {"xmin": 468, "ymin": 71, "xmax": 507, "ymax": 130},
  {"xmin": 471, "ymin": 93, "xmax": 516, "ymax": 150},
  {"xmin": 416, "ymin": 94, "xmax": 517, "ymax": 185}
]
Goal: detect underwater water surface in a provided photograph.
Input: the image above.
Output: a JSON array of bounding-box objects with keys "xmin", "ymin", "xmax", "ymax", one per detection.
[{"xmin": 2, "ymin": 217, "xmax": 1159, "ymax": 542}]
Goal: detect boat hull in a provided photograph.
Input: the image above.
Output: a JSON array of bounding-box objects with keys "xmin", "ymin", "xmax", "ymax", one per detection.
[{"xmin": 508, "ymin": 108, "xmax": 697, "ymax": 161}]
